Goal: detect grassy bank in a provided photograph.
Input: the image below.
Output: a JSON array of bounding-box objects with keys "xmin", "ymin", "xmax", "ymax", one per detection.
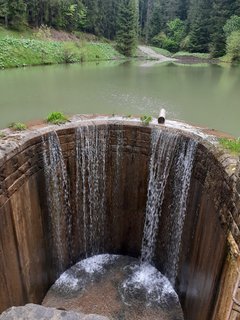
[
  {"xmin": 150, "ymin": 46, "xmax": 212, "ymax": 61},
  {"xmin": 172, "ymin": 51, "xmax": 211, "ymax": 59},
  {"xmin": 0, "ymin": 27, "xmax": 123, "ymax": 69},
  {"xmin": 149, "ymin": 46, "xmax": 172, "ymax": 57}
]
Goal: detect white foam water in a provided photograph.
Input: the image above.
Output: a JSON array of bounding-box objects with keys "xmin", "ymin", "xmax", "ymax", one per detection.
[
  {"xmin": 50, "ymin": 254, "xmax": 180, "ymax": 312},
  {"xmin": 55, "ymin": 272, "xmax": 79, "ymax": 291},
  {"xmin": 76, "ymin": 254, "xmax": 118, "ymax": 274},
  {"xmin": 120, "ymin": 263, "xmax": 179, "ymax": 307},
  {"xmin": 52, "ymin": 254, "xmax": 118, "ymax": 294}
]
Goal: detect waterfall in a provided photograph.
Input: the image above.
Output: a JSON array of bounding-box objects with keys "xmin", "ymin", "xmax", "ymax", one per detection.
[
  {"xmin": 164, "ymin": 138, "xmax": 197, "ymax": 285},
  {"xmin": 42, "ymin": 132, "xmax": 72, "ymax": 273},
  {"xmin": 112, "ymin": 125, "xmax": 124, "ymax": 240},
  {"xmin": 141, "ymin": 129, "xmax": 197, "ymax": 287},
  {"xmin": 141, "ymin": 129, "xmax": 180, "ymax": 263},
  {"xmin": 75, "ymin": 125, "xmax": 108, "ymax": 256},
  {"xmin": 115, "ymin": 125, "xmax": 124, "ymax": 182}
]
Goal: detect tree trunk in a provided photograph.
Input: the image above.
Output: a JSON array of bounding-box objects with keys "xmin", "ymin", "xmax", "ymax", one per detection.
[{"xmin": 145, "ymin": 0, "xmax": 153, "ymax": 42}]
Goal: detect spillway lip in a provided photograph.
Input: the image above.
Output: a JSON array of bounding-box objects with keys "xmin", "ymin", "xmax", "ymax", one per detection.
[
  {"xmin": 0, "ymin": 115, "xmax": 238, "ymax": 209},
  {"xmin": 0, "ymin": 114, "xmax": 238, "ymax": 165},
  {"xmin": 0, "ymin": 114, "xmax": 238, "ymax": 239}
]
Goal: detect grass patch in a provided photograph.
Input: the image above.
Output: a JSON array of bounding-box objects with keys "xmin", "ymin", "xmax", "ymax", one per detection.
[
  {"xmin": 150, "ymin": 46, "xmax": 172, "ymax": 57},
  {"xmin": 0, "ymin": 38, "xmax": 122, "ymax": 69},
  {"xmin": 0, "ymin": 26, "xmax": 34, "ymax": 39},
  {"xmin": 62, "ymin": 42, "xmax": 123, "ymax": 63},
  {"xmin": 219, "ymin": 138, "xmax": 240, "ymax": 154},
  {"xmin": 172, "ymin": 51, "xmax": 211, "ymax": 59},
  {"xmin": 0, "ymin": 131, "xmax": 6, "ymax": 138},
  {"xmin": 220, "ymin": 55, "xmax": 235, "ymax": 63},
  {"xmin": 47, "ymin": 112, "xmax": 68, "ymax": 125},
  {"xmin": 9, "ymin": 122, "xmax": 27, "ymax": 131},
  {"xmin": 146, "ymin": 47, "xmax": 212, "ymax": 60},
  {"xmin": 0, "ymin": 37, "xmax": 64, "ymax": 68},
  {"xmin": 140, "ymin": 115, "xmax": 152, "ymax": 125}
]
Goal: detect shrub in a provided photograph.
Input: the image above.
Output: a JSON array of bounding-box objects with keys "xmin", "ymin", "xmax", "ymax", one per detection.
[
  {"xmin": 62, "ymin": 48, "xmax": 76, "ymax": 63},
  {"xmin": 162, "ymin": 37, "xmax": 179, "ymax": 52},
  {"xmin": 152, "ymin": 32, "xmax": 179, "ymax": 53},
  {"xmin": 152, "ymin": 32, "xmax": 167, "ymax": 48},
  {"xmin": 152, "ymin": 19, "xmax": 186, "ymax": 53},
  {"xmin": 35, "ymin": 25, "xmax": 51, "ymax": 40},
  {"xmin": 226, "ymin": 31, "xmax": 240, "ymax": 62},
  {"xmin": 167, "ymin": 18, "xmax": 186, "ymax": 45},
  {"xmin": 47, "ymin": 112, "xmax": 68, "ymax": 124},
  {"xmin": 9, "ymin": 122, "xmax": 27, "ymax": 131},
  {"xmin": 140, "ymin": 115, "xmax": 152, "ymax": 125},
  {"xmin": 180, "ymin": 35, "xmax": 191, "ymax": 51}
]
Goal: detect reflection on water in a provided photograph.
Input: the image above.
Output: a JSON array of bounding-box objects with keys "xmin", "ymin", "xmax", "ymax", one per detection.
[{"xmin": 0, "ymin": 61, "xmax": 239, "ymax": 136}]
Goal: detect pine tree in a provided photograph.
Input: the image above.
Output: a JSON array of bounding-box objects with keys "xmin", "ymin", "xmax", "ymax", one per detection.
[
  {"xmin": 7, "ymin": 0, "xmax": 26, "ymax": 30},
  {"xmin": 188, "ymin": 0, "xmax": 213, "ymax": 52},
  {"xmin": 139, "ymin": 0, "xmax": 148, "ymax": 38},
  {"xmin": 116, "ymin": 0, "xmax": 138, "ymax": 56},
  {"xmin": 0, "ymin": 0, "xmax": 8, "ymax": 27},
  {"xmin": 97, "ymin": 0, "xmax": 119, "ymax": 39},
  {"xmin": 144, "ymin": 0, "xmax": 153, "ymax": 41},
  {"xmin": 83, "ymin": 0, "xmax": 99, "ymax": 34},
  {"xmin": 148, "ymin": 1, "xmax": 165, "ymax": 40},
  {"xmin": 210, "ymin": 0, "xmax": 236, "ymax": 57}
]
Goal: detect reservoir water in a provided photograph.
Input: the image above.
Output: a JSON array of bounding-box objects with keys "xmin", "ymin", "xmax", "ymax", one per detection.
[{"xmin": 0, "ymin": 60, "xmax": 239, "ymax": 136}]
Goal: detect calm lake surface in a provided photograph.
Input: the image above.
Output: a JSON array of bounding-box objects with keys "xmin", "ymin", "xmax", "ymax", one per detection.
[{"xmin": 0, "ymin": 60, "xmax": 239, "ymax": 136}]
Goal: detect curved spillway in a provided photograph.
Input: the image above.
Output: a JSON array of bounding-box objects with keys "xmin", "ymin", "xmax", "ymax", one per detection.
[{"xmin": 0, "ymin": 115, "xmax": 239, "ymax": 320}]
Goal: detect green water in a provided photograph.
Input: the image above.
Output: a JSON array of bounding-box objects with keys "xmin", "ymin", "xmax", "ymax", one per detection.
[{"xmin": 0, "ymin": 60, "xmax": 239, "ymax": 136}]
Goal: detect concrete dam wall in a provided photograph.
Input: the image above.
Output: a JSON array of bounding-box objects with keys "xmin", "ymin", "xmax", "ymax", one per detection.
[{"xmin": 0, "ymin": 115, "xmax": 239, "ymax": 320}]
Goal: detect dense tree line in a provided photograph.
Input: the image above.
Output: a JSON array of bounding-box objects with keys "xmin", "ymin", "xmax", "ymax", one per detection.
[
  {"xmin": 142, "ymin": 0, "xmax": 240, "ymax": 57},
  {"xmin": 0, "ymin": 0, "xmax": 240, "ymax": 57}
]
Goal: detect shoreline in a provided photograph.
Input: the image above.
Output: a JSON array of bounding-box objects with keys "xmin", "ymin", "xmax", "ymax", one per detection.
[{"xmin": 0, "ymin": 32, "xmax": 225, "ymax": 71}]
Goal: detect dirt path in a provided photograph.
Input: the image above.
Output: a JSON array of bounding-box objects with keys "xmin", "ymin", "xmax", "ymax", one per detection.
[{"xmin": 138, "ymin": 45, "xmax": 175, "ymax": 62}]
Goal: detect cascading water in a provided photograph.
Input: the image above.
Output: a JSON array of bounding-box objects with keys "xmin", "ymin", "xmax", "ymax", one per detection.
[
  {"xmin": 141, "ymin": 129, "xmax": 180, "ymax": 263},
  {"xmin": 75, "ymin": 124, "xmax": 108, "ymax": 256},
  {"xmin": 164, "ymin": 139, "xmax": 197, "ymax": 285},
  {"xmin": 112, "ymin": 125, "xmax": 124, "ymax": 242},
  {"xmin": 141, "ymin": 128, "xmax": 197, "ymax": 285},
  {"xmin": 42, "ymin": 131, "xmax": 72, "ymax": 273},
  {"xmin": 42, "ymin": 125, "xmax": 194, "ymax": 319},
  {"xmin": 115, "ymin": 124, "xmax": 124, "ymax": 185}
]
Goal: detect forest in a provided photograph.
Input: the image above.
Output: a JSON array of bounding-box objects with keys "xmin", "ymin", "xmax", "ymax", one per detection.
[{"xmin": 0, "ymin": 0, "xmax": 240, "ymax": 59}]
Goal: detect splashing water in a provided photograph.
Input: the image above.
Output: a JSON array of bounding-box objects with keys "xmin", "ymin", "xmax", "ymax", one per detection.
[
  {"xmin": 44, "ymin": 254, "xmax": 183, "ymax": 319},
  {"xmin": 120, "ymin": 262, "xmax": 179, "ymax": 307},
  {"xmin": 53, "ymin": 254, "xmax": 118, "ymax": 295}
]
